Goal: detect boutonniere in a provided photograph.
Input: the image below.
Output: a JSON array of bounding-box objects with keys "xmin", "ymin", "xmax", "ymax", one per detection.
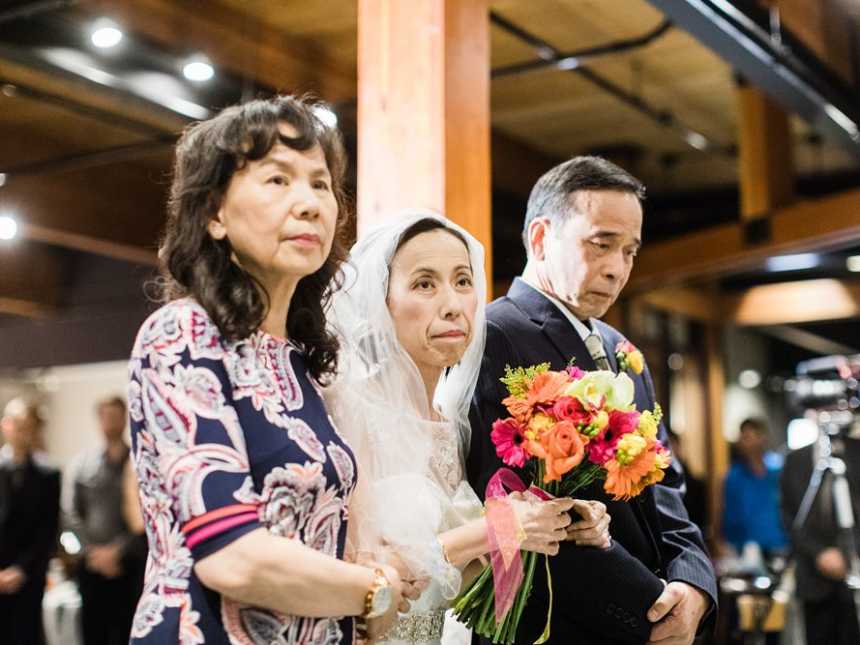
[{"xmin": 615, "ymin": 340, "xmax": 644, "ymax": 375}]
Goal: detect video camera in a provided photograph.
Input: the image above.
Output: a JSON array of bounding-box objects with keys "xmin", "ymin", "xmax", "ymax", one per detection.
[{"xmin": 789, "ymin": 354, "xmax": 860, "ymax": 432}]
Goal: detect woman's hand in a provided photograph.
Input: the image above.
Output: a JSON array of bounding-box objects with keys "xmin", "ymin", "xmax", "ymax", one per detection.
[
  {"xmin": 365, "ymin": 563, "xmax": 406, "ymax": 641},
  {"xmin": 507, "ymin": 492, "xmax": 575, "ymax": 556},
  {"xmin": 566, "ymin": 499, "xmax": 611, "ymax": 549}
]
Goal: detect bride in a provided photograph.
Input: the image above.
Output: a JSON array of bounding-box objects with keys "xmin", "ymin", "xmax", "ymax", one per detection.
[{"xmin": 326, "ymin": 211, "xmax": 611, "ymax": 644}]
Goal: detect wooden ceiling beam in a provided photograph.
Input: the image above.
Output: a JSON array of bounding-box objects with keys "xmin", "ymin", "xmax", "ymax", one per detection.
[
  {"xmin": 727, "ymin": 278, "xmax": 860, "ymax": 326},
  {"xmin": 632, "ymin": 278, "xmax": 860, "ymax": 326},
  {"xmin": 2, "ymin": 161, "xmax": 164, "ymax": 264},
  {"xmin": 633, "ymin": 285, "xmax": 723, "ymax": 322},
  {"xmin": 737, "ymin": 81, "xmax": 794, "ymax": 220},
  {"xmin": 629, "ymin": 188, "xmax": 860, "ymax": 291},
  {"xmin": 0, "ymin": 56, "xmax": 186, "ymax": 136},
  {"xmin": 0, "ymin": 241, "xmax": 66, "ymax": 318},
  {"xmin": 82, "ymin": 0, "xmax": 356, "ymax": 101}
]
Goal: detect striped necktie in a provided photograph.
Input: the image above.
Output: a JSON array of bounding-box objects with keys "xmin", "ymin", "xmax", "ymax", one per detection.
[{"xmin": 584, "ymin": 333, "xmax": 612, "ymax": 371}]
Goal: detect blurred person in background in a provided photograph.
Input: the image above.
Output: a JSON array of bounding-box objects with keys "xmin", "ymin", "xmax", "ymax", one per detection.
[
  {"xmin": 0, "ymin": 397, "xmax": 61, "ymax": 645},
  {"xmin": 781, "ymin": 418, "xmax": 860, "ymax": 645},
  {"xmin": 722, "ymin": 418, "xmax": 788, "ymax": 560},
  {"xmin": 66, "ymin": 396, "xmax": 141, "ymax": 645}
]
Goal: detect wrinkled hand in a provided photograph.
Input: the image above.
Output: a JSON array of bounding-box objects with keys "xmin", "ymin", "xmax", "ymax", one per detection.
[
  {"xmin": 566, "ymin": 499, "xmax": 611, "ymax": 549},
  {"xmin": 509, "ymin": 492, "xmax": 574, "ymax": 556},
  {"xmin": 86, "ymin": 544, "xmax": 123, "ymax": 578},
  {"xmin": 365, "ymin": 563, "xmax": 406, "ymax": 641},
  {"xmin": 646, "ymin": 581, "xmax": 708, "ymax": 645},
  {"xmin": 376, "ymin": 546, "xmax": 430, "ymax": 604},
  {"xmin": 816, "ymin": 547, "xmax": 847, "ymax": 580},
  {"xmin": 0, "ymin": 566, "xmax": 26, "ymax": 594}
]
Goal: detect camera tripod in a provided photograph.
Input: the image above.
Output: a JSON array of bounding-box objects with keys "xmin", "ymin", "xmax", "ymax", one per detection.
[{"xmin": 792, "ymin": 412, "xmax": 860, "ymax": 628}]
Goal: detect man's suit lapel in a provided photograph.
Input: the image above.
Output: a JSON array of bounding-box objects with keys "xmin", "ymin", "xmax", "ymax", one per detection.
[{"xmin": 507, "ymin": 279, "xmax": 596, "ymax": 370}]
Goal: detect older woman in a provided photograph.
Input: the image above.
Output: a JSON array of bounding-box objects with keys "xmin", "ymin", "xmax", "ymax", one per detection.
[
  {"xmin": 127, "ymin": 96, "xmax": 407, "ymax": 645},
  {"xmin": 328, "ymin": 213, "xmax": 611, "ymax": 644}
]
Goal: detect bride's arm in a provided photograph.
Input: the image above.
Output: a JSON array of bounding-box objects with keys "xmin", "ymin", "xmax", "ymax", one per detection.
[
  {"xmin": 439, "ymin": 496, "xmax": 612, "ymax": 571},
  {"xmin": 438, "ymin": 495, "xmax": 574, "ymax": 569}
]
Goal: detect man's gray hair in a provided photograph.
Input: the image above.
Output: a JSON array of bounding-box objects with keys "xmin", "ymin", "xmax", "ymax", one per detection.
[{"xmin": 523, "ymin": 155, "xmax": 646, "ymax": 251}]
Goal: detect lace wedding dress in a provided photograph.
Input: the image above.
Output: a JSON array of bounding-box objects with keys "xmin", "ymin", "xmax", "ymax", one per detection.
[{"xmin": 324, "ymin": 211, "xmax": 488, "ymax": 645}]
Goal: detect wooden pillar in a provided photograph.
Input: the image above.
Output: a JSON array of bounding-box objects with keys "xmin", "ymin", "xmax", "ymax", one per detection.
[
  {"xmin": 357, "ymin": 0, "xmax": 492, "ymax": 280},
  {"xmin": 704, "ymin": 323, "xmax": 729, "ymax": 539},
  {"xmin": 736, "ymin": 81, "xmax": 794, "ymax": 220}
]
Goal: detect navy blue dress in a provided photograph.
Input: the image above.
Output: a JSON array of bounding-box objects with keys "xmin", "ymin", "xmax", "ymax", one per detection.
[{"xmin": 128, "ymin": 299, "xmax": 357, "ymax": 644}]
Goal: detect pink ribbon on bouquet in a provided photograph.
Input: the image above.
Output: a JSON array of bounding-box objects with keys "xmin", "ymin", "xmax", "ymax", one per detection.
[{"xmin": 485, "ymin": 468, "xmax": 553, "ymax": 622}]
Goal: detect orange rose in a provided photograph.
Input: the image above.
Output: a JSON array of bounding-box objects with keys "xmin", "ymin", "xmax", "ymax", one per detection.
[{"xmin": 541, "ymin": 420, "xmax": 585, "ymax": 482}]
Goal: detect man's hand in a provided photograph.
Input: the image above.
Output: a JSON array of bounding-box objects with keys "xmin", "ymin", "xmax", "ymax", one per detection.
[
  {"xmin": 815, "ymin": 547, "xmax": 847, "ymax": 580},
  {"xmin": 86, "ymin": 543, "xmax": 124, "ymax": 578},
  {"xmin": 566, "ymin": 499, "xmax": 611, "ymax": 549},
  {"xmin": 0, "ymin": 566, "xmax": 26, "ymax": 594},
  {"xmin": 646, "ymin": 581, "xmax": 708, "ymax": 645}
]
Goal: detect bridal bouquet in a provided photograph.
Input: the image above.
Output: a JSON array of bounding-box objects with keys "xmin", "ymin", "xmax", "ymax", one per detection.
[{"xmin": 452, "ymin": 362, "xmax": 671, "ymax": 644}]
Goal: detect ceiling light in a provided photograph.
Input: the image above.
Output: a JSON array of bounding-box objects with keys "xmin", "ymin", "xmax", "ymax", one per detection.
[
  {"xmin": 739, "ymin": 369, "xmax": 761, "ymax": 389},
  {"xmin": 668, "ymin": 353, "xmax": 684, "ymax": 371},
  {"xmin": 183, "ymin": 55, "xmax": 214, "ymax": 82},
  {"xmin": 0, "ymin": 214, "xmax": 18, "ymax": 240},
  {"xmin": 765, "ymin": 253, "xmax": 819, "ymax": 272},
  {"xmin": 555, "ymin": 57, "xmax": 580, "ymax": 71},
  {"xmin": 312, "ymin": 105, "xmax": 338, "ymax": 128},
  {"xmin": 684, "ymin": 131, "xmax": 709, "ymax": 151},
  {"xmin": 847, "ymin": 255, "xmax": 860, "ymax": 272},
  {"xmin": 90, "ymin": 19, "xmax": 123, "ymax": 49}
]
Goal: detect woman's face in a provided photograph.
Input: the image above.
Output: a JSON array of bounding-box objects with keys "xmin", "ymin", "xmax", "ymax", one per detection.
[
  {"xmin": 208, "ymin": 122, "xmax": 339, "ymax": 285},
  {"xmin": 387, "ymin": 229, "xmax": 478, "ymax": 373}
]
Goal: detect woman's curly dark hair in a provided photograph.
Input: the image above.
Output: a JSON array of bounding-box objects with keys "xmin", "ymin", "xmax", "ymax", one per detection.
[{"xmin": 159, "ymin": 95, "xmax": 350, "ymax": 382}]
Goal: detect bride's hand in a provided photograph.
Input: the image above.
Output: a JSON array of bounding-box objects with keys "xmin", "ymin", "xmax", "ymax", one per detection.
[
  {"xmin": 566, "ymin": 499, "xmax": 611, "ymax": 549},
  {"xmin": 507, "ymin": 493, "xmax": 574, "ymax": 556},
  {"xmin": 377, "ymin": 546, "xmax": 429, "ymax": 603}
]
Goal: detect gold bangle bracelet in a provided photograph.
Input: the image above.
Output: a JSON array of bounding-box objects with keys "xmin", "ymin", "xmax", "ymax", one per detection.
[{"xmin": 439, "ymin": 538, "xmax": 454, "ymax": 566}]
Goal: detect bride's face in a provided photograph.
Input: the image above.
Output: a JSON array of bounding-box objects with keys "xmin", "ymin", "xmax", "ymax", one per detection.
[{"xmin": 387, "ymin": 229, "xmax": 478, "ymax": 372}]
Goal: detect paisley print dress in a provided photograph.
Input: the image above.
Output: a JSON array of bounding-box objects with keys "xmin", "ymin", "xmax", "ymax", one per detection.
[{"xmin": 127, "ymin": 298, "xmax": 357, "ymax": 644}]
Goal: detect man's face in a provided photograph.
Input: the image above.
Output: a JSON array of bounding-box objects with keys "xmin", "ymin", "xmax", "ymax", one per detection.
[
  {"xmin": 738, "ymin": 427, "xmax": 767, "ymax": 457},
  {"xmin": 539, "ymin": 190, "xmax": 642, "ymax": 319},
  {"xmin": 98, "ymin": 404, "xmax": 126, "ymax": 442},
  {"xmin": 0, "ymin": 411, "xmax": 36, "ymax": 454}
]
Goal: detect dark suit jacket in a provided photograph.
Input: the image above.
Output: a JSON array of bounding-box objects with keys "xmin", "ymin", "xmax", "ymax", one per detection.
[
  {"xmin": 780, "ymin": 437, "xmax": 860, "ymax": 602},
  {"xmin": 467, "ymin": 279, "xmax": 717, "ymax": 644},
  {"xmin": 0, "ymin": 455, "xmax": 61, "ymax": 587}
]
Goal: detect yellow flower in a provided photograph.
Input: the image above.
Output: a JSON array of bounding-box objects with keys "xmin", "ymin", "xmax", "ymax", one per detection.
[
  {"xmin": 528, "ymin": 412, "xmax": 555, "ymax": 437},
  {"xmin": 593, "ymin": 410, "xmax": 609, "ymax": 431},
  {"xmin": 628, "ymin": 350, "xmax": 645, "ymax": 375},
  {"xmin": 616, "ymin": 434, "xmax": 647, "ymax": 465},
  {"xmin": 637, "ymin": 410, "xmax": 658, "ymax": 441}
]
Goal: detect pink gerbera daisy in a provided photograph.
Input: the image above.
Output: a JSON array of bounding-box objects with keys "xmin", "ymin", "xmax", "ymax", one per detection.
[{"xmin": 491, "ymin": 418, "xmax": 529, "ymax": 468}]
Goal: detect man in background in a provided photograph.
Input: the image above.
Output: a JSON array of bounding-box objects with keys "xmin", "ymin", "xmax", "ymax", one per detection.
[
  {"xmin": 781, "ymin": 418, "xmax": 860, "ymax": 645},
  {"xmin": 67, "ymin": 396, "xmax": 140, "ymax": 645},
  {"xmin": 0, "ymin": 398, "xmax": 61, "ymax": 645},
  {"xmin": 722, "ymin": 418, "xmax": 787, "ymax": 558}
]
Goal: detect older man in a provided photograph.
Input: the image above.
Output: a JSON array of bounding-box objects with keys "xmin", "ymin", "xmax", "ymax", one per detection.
[{"xmin": 468, "ymin": 156, "xmax": 716, "ymax": 644}]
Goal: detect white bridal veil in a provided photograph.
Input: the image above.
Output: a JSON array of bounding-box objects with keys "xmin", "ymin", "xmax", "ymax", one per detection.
[{"xmin": 326, "ymin": 209, "xmax": 486, "ymax": 600}]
